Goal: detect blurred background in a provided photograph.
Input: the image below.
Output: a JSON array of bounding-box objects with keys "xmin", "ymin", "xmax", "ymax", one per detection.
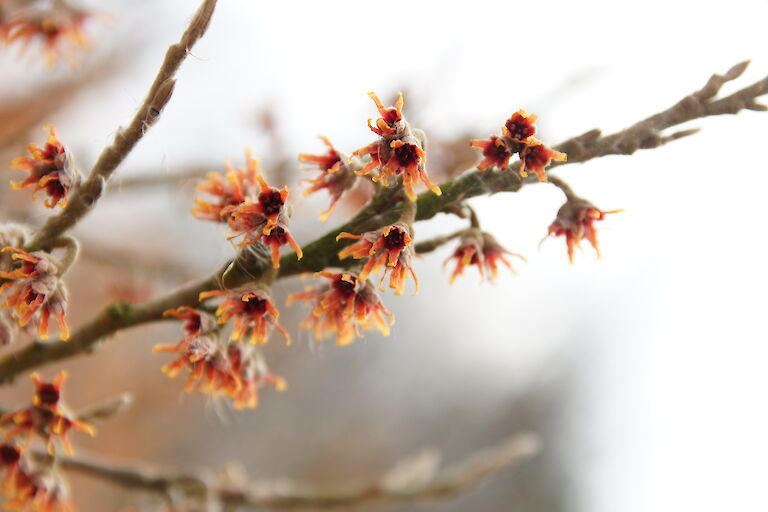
[{"xmin": 1, "ymin": 0, "xmax": 767, "ymax": 510}]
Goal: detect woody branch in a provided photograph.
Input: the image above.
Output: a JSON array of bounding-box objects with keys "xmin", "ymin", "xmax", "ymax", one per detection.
[
  {"xmin": 0, "ymin": 61, "xmax": 764, "ymax": 383},
  {"xmin": 32, "ymin": 433, "xmax": 539, "ymax": 510}
]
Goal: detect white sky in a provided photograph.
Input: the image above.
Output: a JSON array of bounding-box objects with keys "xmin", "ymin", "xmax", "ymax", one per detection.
[{"xmin": 2, "ymin": 0, "xmax": 768, "ymax": 511}]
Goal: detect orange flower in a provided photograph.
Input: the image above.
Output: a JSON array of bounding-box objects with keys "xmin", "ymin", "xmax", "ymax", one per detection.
[
  {"xmin": 469, "ymin": 136, "xmax": 514, "ymax": 171},
  {"xmin": 287, "ymin": 271, "xmax": 395, "ymax": 346},
  {"xmin": 227, "ymin": 344, "xmax": 286, "ymax": 410},
  {"xmin": 0, "ymin": 248, "xmax": 69, "ymax": 341},
  {"xmin": 299, "ymin": 136, "xmax": 357, "ymax": 221},
  {"xmin": 1, "ymin": 2, "xmax": 89, "ymax": 65},
  {"xmin": 10, "ymin": 126, "xmax": 75, "ymax": 208},
  {"xmin": 502, "ymin": 109, "xmax": 537, "ymax": 143},
  {"xmin": 200, "ymin": 288, "xmax": 290, "ymax": 345},
  {"xmin": 444, "ymin": 230, "xmax": 525, "ymax": 283},
  {"xmin": 258, "ymin": 223, "xmax": 303, "ymax": 269},
  {"xmin": 337, "ymin": 223, "xmax": 418, "ymax": 295},
  {"xmin": 0, "ymin": 372, "xmax": 94, "ymax": 455},
  {"xmin": 470, "ymin": 109, "xmax": 566, "ymax": 182},
  {"xmin": 366, "ymin": 91, "xmax": 404, "ymax": 137},
  {"xmin": 2, "ymin": 461, "xmax": 72, "ymax": 512},
  {"xmin": 544, "ymin": 197, "xmax": 621, "ymax": 263},
  {"xmin": 353, "ymin": 92, "xmax": 441, "ymax": 201},
  {"xmin": 155, "ymin": 310, "xmax": 285, "ymax": 410},
  {"xmin": 519, "ymin": 142, "xmax": 567, "ymax": 182},
  {"xmin": 0, "ymin": 442, "xmax": 22, "ymax": 492},
  {"xmin": 192, "ymin": 150, "xmax": 261, "ymax": 223}
]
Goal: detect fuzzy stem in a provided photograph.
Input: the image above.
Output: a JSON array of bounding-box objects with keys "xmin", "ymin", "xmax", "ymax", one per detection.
[
  {"xmin": 33, "ymin": 433, "xmax": 539, "ymax": 510},
  {"xmin": 23, "ymin": 0, "xmax": 219, "ymax": 252}
]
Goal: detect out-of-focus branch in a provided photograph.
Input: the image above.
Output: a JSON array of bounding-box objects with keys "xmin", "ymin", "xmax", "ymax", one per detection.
[
  {"xmin": 0, "ymin": 61, "xmax": 763, "ymax": 382},
  {"xmin": 23, "ymin": 0, "xmax": 219, "ymax": 252},
  {"xmin": 414, "ymin": 229, "xmax": 468, "ymax": 255},
  {"xmin": 111, "ymin": 166, "xmax": 211, "ymax": 190},
  {"xmin": 80, "ymin": 238, "xmax": 199, "ymax": 282},
  {"xmin": 36, "ymin": 433, "xmax": 540, "ymax": 510}
]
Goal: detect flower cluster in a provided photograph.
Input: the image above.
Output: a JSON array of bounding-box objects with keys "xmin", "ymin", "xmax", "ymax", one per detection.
[
  {"xmin": 444, "ymin": 230, "xmax": 525, "ymax": 283},
  {"xmin": 337, "ymin": 223, "xmax": 419, "ymax": 295},
  {"xmin": 192, "ymin": 151, "xmax": 302, "ymax": 268},
  {"xmin": 0, "ymin": 0, "xmax": 90, "ymax": 65},
  {"xmin": 352, "ymin": 92, "xmax": 441, "ymax": 201},
  {"xmin": 298, "ymin": 136, "xmax": 358, "ymax": 221},
  {"xmin": 470, "ymin": 110, "xmax": 566, "ymax": 181},
  {"xmin": 287, "ymin": 271, "xmax": 394, "ymax": 346},
  {"xmin": 0, "ymin": 247, "xmax": 69, "ymax": 342},
  {"xmin": 543, "ymin": 197, "xmax": 621, "ymax": 263},
  {"xmin": 0, "ymin": 443, "xmax": 72, "ymax": 512},
  {"xmin": 154, "ymin": 306, "xmax": 286, "ymax": 409},
  {"xmin": 200, "ymin": 288, "xmax": 289, "ymax": 345},
  {"xmin": 10, "ymin": 126, "xmax": 76, "ymax": 209},
  {"xmin": 0, "ymin": 372, "xmax": 94, "ymax": 456}
]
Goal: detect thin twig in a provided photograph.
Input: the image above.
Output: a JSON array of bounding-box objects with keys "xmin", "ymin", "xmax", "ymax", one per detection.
[
  {"xmin": 414, "ymin": 229, "xmax": 468, "ymax": 255},
  {"xmin": 23, "ymin": 0, "xmax": 219, "ymax": 252},
  {"xmin": 0, "ymin": 62, "xmax": 764, "ymax": 382},
  {"xmin": 34, "ymin": 433, "xmax": 540, "ymax": 510}
]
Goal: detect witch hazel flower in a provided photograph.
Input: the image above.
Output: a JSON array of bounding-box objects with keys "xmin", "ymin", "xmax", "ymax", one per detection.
[
  {"xmin": 0, "ymin": 248, "xmax": 69, "ymax": 341},
  {"xmin": 444, "ymin": 229, "xmax": 525, "ymax": 283},
  {"xmin": 298, "ymin": 136, "xmax": 358, "ymax": 222},
  {"xmin": 470, "ymin": 109, "xmax": 566, "ymax": 182},
  {"xmin": 1, "ymin": 0, "xmax": 90, "ymax": 65},
  {"xmin": 0, "ymin": 372, "xmax": 95, "ymax": 455},
  {"xmin": 193, "ymin": 151, "xmax": 302, "ymax": 268},
  {"xmin": 199, "ymin": 287, "xmax": 290, "ymax": 345},
  {"xmin": 337, "ymin": 222, "xmax": 418, "ymax": 295},
  {"xmin": 9, "ymin": 125, "xmax": 77, "ymax": 208},
  {"xmin": 155, "ymin": 307, "xmax": 285, "ymax": 410},
  {"xmin": 352, "ymin": 92, "xmax": 441, "ymax": 201},
  {"xmin": 191, "ymin": 151, "xmax": 260, "ymax": 223},
  {"xmin": 2, "ymin": 459, "xmax": 72, "ymax": 512},
  {"xmin": 544, "ymin": 197, "xmax": 621, "ymax": 263},
  {"xmin": 287, "ymin": 271, "xmax": 395, "ymax": 346}
]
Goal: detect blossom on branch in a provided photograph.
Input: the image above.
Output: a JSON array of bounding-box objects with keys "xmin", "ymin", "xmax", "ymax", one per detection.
[
  {"xmin": 287, "ymin": 271, "xmax": 394, "ymax": 346},
  {"xmin": 191, "ymin": 155, "xmax": 259, "ymax": 222},
  {"xmin": 444, "ymin": 230, "xmax": 525, "ymax": 283},
  {"xmin": 519, "ymin": 142, "xmax": 567, "ymax": 182},
  {"xmin": 0, "ymin": 248, "xmax": 69, "ymax": 341},
  {"xmin": 470, "ymin": 109, "xmax": 566, "ymax": 181},
  {"xmin": 353, "ymin": 92, "xmax": 441, "ymax": 201},
  {"xmin": 299, "ymin": 136, "xmax": 357, "ymax": 221},
  {"xmin": 10, "ymin": 126, "xmax": 76, "ymax": 209},
  {"xmin": 199, "ymin": 288, "xmax": 290, "ymax": 345},
  {"xmin": 0, "ymin": 1, "xmax": 90, "ymax": 65},
  {"xmin": 544, "ymin": 197, "xmax": 621, "ymax": 263},
  {"xmin": 469, "ymin": 136, "xmax": 514, "ymax": 171},
  {"xmin": 155, "ymin": 307, "xmax": 286, "ymax": 410},
  {"xmin": 0, "ymin": 372, "xmax": 94, "ymax": 455},
  {"xmin": 367, "ymin": 91, "xmax": 404, "ymax": 137},
  {"xmin": 193, "ymin": 151, "xmax": 302, "ymax": 268},
  {"xmin": 337, "ymin": 223, "xmax": 418, "ymax": 295}
]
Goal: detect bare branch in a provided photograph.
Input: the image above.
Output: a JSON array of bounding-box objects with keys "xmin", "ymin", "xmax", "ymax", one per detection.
[
  {"xmin": 35, "ymin": 433, "xmax": 539, "ymax": 510},
  {"xmin": 23, "ymin": 0, "xmax": 219, "ymax": 252}
]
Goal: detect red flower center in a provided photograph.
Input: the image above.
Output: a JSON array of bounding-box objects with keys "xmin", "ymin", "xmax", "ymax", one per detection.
[
  {"xmin": 0, "ymin": 444, "xmax": 20, "ymax": 466},
  {"xmin": 242, "ymin": 297, "xmax": 268, "ymax": 315},
  {"xmin": 36, "ymin": 383, "xmax": 60, "ymax": 406},
  {"xmin": 332, "ymin": 276, "xmax": 357, "ymax": 297},
  {"xmin": 258, "ymin": 190, "xmax": 284, "ymax": 216},
  {"xmin": 505, "ymin": 119, "xmax": 535, "ymax": 141},
  {"xmin": 394, "ymin": 143, "xmax": 420, "ymax": 168},
  {"xmin": 383, "ymin": 229, "xmax": 407, "ymax": 250}
]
